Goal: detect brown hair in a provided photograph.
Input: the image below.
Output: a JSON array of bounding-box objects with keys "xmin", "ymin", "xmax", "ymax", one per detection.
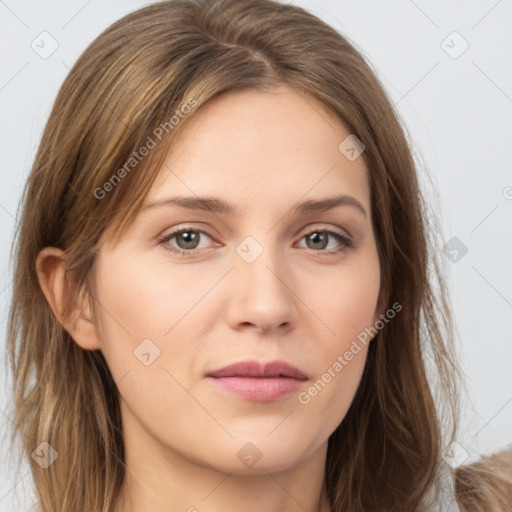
[
  {"xmin": 455, "ymin": 447, "xmax": 512, "ymax": 511},
  {"xmin": 7, "ymin": 0, "xmax": 461, "ymax": 510}
]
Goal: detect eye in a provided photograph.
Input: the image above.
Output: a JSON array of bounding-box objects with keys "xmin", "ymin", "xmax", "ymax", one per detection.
[
  {"xmin": 158, "ymin": 226, "xmax": 354, "ymax": 258},
  {"xmin": 158, "ymin": 228, "xmax": 217, "ymax": 256},
  {"xmin": 296, "ymin": 228, "xmax": 354, "ymax": 254}
]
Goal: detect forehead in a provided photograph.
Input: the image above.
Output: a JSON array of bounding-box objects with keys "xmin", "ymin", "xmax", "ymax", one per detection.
[{"xmin": 146, "ymin": 85, "xmax": 370, "ymax": 217}]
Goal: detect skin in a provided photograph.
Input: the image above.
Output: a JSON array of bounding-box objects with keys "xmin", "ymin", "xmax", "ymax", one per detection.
[{"xmin": 37, "ymin": 84, "xmax": 383, "ymax": 512}]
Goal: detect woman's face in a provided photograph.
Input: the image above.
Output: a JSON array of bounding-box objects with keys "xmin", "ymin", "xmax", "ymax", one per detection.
[{"xmin": 91, "ymin": 84, "xmax": 381, "ymax": 473}]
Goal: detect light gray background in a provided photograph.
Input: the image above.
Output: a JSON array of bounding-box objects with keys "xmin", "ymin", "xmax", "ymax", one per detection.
[{"xmin": 1, "ymin": 1, "xmax": 511, "ymax": 510}]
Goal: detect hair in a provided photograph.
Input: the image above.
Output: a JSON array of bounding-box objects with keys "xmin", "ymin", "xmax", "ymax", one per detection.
[
  {"xmin": 6, "ymin": 0, "xmax": 462, "ymax": 510},
  {"xmin": 454, "ymin": 447, "xmax": 512, "ymax": 511}
]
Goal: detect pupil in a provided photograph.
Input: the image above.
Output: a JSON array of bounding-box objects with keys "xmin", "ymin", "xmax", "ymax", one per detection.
[
  {"xmin": 178, "ymin": 231, "xmax": 198, "ymax": 249},
  {"xmin": 308, "ymin": 232, "xmax": 327, "ymax": 250}
]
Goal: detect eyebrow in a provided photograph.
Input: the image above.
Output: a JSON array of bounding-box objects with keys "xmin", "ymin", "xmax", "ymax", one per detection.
[{"xmin": 144, "ymin": 194, "xmax": 367, "ymax": 218}]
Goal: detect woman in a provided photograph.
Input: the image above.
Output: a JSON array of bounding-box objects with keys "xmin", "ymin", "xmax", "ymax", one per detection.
[{"xmin": 7, "ymin": 0, "xmax": 462, "ymax": 510}]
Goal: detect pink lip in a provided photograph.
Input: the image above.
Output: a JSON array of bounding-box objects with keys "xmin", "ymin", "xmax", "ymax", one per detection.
[{"xmin": 206, "ymin": 360, "xmax": 308, "ymax": 402}]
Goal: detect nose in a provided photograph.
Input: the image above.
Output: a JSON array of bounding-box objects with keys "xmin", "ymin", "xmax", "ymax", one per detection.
[{"xmin": 225, "ymin": 237, "xmax": 299, "ymax": 336}]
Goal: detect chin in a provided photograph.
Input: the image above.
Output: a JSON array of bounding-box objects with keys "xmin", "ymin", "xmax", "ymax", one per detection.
[{"xmin": 200, "ymin": 430, "xmax": 323, "ymax": 475}]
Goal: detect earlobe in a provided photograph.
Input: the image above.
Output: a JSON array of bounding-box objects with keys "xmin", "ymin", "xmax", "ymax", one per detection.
[
  {"xmin": 36, "ymin": 247, "xmax": 101, "ymax": 350},
  {"xmin": 371, "ymin": 294, "xmax": 388, "ymax": 342}
]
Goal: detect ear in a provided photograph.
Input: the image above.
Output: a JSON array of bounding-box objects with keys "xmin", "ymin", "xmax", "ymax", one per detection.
[
  {"xmin": 371, "ymin": 290, "xmax": 388, "ymax": 339},
  {"xmin": 373, "ymin": 304, "xmax": 386, "ymax": 326},
  {"xmin": 36, "ymin": 247, "xmax": 101, "ymax": 350}
]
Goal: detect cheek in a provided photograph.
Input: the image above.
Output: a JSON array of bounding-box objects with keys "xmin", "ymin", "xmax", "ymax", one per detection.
[
  {"xmin": 91, "ymin": 254, "xmax": 209, "ymax": 427},
  {"xmin": 91, "ymin": 250, "xmax": 226, "ymax": 401},
  {"xmin": 297, "ymin": 280, "xmax": 376, "ymax": 432},
  {"xmin": 298, "ymin": 344, "xmax": 369, "ymax": 441},
  {"xmin": 295, "ymin": 254, "xmax": 379, "ymax": 423},
  {"xmin": 307, "ymin": 255, "xmax": 380, "ymax": 347},
  {"xmin": 93, "ymin": 251, "xmax": 216, "ymax": 346},
  {"xmin": 90, "ymin": 254, "xmax": 172, "ymax": 381}
]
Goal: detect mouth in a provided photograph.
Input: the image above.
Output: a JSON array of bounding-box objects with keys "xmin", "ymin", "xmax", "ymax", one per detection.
[{"xmin": 206, "ymin": 360, "xmax": 308, "ymax": 402}]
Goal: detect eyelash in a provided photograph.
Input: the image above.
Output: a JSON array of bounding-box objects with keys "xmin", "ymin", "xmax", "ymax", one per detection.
[{"xmin": 157, "ymin": 226, "xmax": 354, "ymax": 258}]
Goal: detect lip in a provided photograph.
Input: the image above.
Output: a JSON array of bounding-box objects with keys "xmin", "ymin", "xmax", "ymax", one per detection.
[{"xmin": 206, "ymin": 360, "xmax": 308, "ymax": 402}]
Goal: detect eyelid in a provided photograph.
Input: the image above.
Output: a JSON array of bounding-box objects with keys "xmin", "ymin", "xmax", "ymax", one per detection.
[{"xmin": 299, "ymin": 223, "xmax": 352, "ymax": 240}]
